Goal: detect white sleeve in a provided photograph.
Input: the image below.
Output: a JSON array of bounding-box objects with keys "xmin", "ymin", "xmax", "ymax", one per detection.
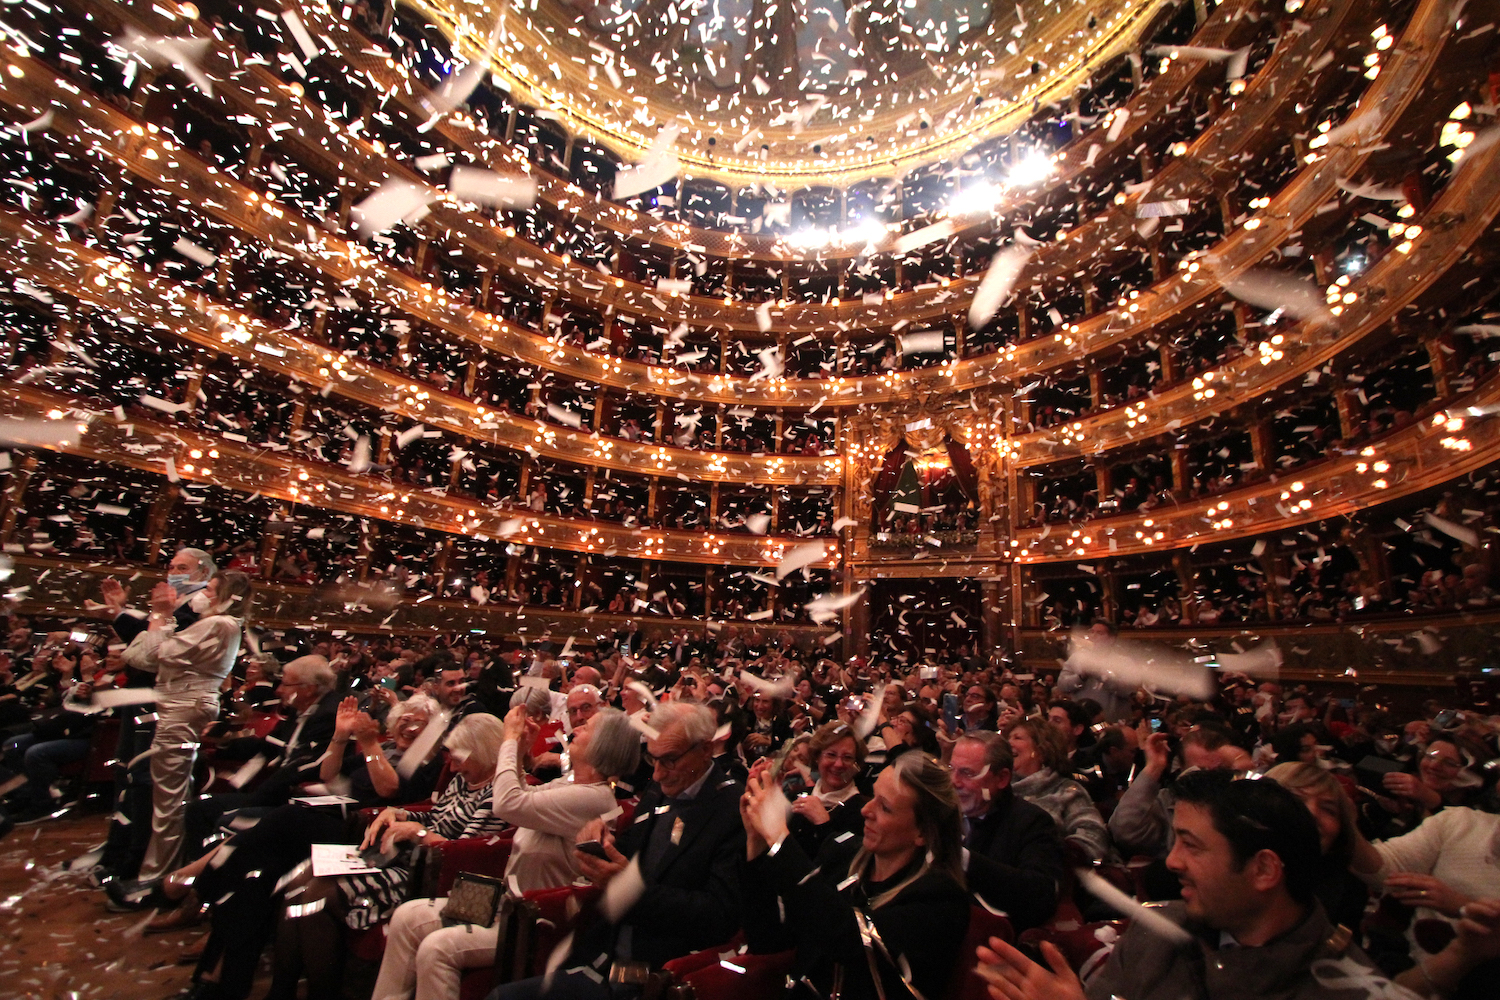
[{"xmin": 1366, "ymin": 808, "xmax": 1458, "ymax": 887}]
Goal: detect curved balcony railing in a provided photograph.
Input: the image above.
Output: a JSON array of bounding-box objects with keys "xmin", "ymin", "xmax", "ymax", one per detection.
[
  {"xmin": 0, "ymin": 0, "xmax": 1439, "ymax": 423},
  {"xmin": 59, "ymin": 0, "xmax": 1390, "ymax": 357},
  {"xmin": 0, "ymin": 386, "xmax": 841, "ymax": 569},
  {"xmin": 1, "ymin": 555, "xmax": 835, "ymax": 644},
  {"xmin": 0, "ymin": 208, "xmax": 841, "ymax": 487}
]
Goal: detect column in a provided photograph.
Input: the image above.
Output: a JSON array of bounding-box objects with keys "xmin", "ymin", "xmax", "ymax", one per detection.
[{"xmin": 0, "ymin": 454, "xmax": 37, "ymax": 544}]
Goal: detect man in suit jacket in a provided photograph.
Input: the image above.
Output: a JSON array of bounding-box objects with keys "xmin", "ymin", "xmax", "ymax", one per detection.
[
  {"xmin": 951, "ymin": 730, "xmax": 1066, "ymax": 932},
  {"xmin": 488, "ymin": 701, "xmax": 745, "ymax": 1000}
]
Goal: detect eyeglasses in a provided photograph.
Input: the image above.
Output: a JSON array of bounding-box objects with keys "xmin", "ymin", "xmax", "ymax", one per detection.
[
  {"xmin": 953, "ymin": 768, "xmax": 988, "ymax": 781},
  {"xmin": 1423, "ymin": 750, "xmax": 1463, "ymax": 769},
  {"xmin": 644, "ymin": 742, "xmax": 704, "ymax": 768},
  {"xmin": 819, "ymin": 752, "xmax": 858, "ymax": 766}
]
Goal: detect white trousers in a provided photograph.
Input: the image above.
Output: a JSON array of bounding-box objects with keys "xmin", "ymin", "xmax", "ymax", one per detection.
[
  {"xmin": 138, "ymin": 688, "xmax": 219, "ymax": 882},
  {"xmin": 371, "ymin": 897, "xmax": 499, "ymax": 1000}
]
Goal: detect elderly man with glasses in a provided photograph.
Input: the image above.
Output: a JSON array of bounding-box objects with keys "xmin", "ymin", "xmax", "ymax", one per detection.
[{"xmin": 487, "ymin": 701, "xmax": 744, "ymax": 1000}]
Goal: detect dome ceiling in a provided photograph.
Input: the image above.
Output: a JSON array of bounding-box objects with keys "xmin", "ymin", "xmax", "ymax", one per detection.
[{"xmin": 406, "ymin": 0, "xmax": 1178, "ymax": 187}]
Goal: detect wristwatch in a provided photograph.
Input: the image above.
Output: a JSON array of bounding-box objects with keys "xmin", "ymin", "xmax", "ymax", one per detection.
[{"xmin": 415, "ymin": 827, "xmax": 429, "ymax": 843}]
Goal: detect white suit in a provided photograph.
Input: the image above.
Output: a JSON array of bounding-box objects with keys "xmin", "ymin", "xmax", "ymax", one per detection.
[{"xmin": 124, "ymin": 611, "xmax": 242, "ymax": 880}]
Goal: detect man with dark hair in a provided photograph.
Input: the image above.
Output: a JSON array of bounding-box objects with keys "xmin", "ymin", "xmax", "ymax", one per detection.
[{"xmin": 978, "ymin": 771, "xmax": 1418, "ymax": 1000}]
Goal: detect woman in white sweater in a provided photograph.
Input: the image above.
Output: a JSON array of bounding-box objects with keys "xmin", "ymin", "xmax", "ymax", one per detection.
[{"xmin": 372, "ymin": 705, "xmax": 640, "ymax": 1000}]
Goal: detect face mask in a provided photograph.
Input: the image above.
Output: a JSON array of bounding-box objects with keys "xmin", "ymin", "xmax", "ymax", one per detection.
[{"xmin": 167, "ymin": 573, "xmax": 193, "ymax": 589}]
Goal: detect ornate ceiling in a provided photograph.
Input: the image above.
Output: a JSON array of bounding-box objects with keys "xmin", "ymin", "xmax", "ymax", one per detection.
[{"xmin": 406, "ymin": 0, "xmax": 1178, "ymax": 187}]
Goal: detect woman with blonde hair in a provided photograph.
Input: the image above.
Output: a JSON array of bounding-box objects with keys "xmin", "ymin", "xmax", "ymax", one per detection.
[
  {"xmin": 1264, "ymin": 761, "xmax": 1368, "ymax": 932},
  {"xmin": 740, "ymin": 750, "xmax": 970, "ymax": 1000}
]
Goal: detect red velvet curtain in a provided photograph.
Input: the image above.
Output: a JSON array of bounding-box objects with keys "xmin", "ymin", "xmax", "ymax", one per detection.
[{"xmin": 944, "ymin": 435, "xmax": 979, "ymax": 502}]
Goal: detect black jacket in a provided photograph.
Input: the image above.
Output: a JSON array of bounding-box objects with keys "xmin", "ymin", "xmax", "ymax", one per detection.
[
  {"xmin": 242, "ymin": 690, "xmax": 341, "ymax": 808},
  {"xmin": 574, "ymin": 759, "xmax": 746, "ymax": 968},
  {"xmin": 963, "ymin": 788, "xmax": 1066, "ymax": 931},
  {"xmin": 743, "ymin": 835, "xmax": 970, "ymax": 1000},
  {"xmin": 788, "ymin": 790, "xmax": 869, "ymax": 858}
]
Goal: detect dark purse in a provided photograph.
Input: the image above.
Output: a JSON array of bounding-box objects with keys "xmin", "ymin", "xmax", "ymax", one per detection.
[{"xmin": 440, "ymin": 872, "xmax": 507, "ymax": 927}]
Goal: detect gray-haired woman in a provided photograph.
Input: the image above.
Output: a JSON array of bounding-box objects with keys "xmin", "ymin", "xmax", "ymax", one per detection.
[{"xmin": 372, "ymin": 706, "xmax": 641, "ymax": 1000}]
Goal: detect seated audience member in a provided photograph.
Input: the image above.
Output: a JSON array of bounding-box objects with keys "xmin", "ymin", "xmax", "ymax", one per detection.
[
  {"xmin": 1007, "ymin": 719, "xmax": 1112, "ymax": 863},
  {"xmin": 1265, "ymin": 762, "xmax": 1370, "ymax": 933},
  {"xmin": 1047, "ymin": 700, "xmax": 1094, "ymax": 763},
  {"xmin": 977, "ymin": 770, "xmax": 1414, "ymax": 1000},
  {"xmin": 786, "ymin": 721, "xmax": 870, "ymax": 857},
  {"xmin": 372, "ymin": 706, "xmax": 641, "ymax": 1000},
  {"xmin": 145, "ymin": 693, "xmax": 446, "ymax": 932},
  {"xmin": 488, "ymin": 701, "xmax": 744, "ymax": 1000},
  {"xmin": 951, "ymin": 730, "xmax": 1065, "ymax": 930},
  {"xmin": 1350, "ymin": 804, "xmax": 1500, "ymax": 973},
  {"xmin": 180, "ymin": 713, "xmax": 508, "ymax": 1000},
  {"xmin": 1107, "ymin": 722, "xmax": 1250, "ymax": 860},
  {"xmin": 1366, "ymin": 738, "xmax": 1483, "ymax": 839},
  {"xmin": 741, "ymin": 750, "xmax": 971, "ymax": 1000}
]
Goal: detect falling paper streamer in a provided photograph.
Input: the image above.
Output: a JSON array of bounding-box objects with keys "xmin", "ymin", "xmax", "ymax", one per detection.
[
  {"xmin": 447, "ymin": 167, "xmax": 537, "ymax": 209},
  {"xmin": 1423, "ymin": 512, "xmax": 1479, "ymax": 548},
  {"xmin": 1213, "ymin": 639, "xmax": 1282, "ymax": 679},
  {"xmin": 898, "ymin": 332, "xmax": 946, "ymax": 354},
  {"xmin": 280, "ymin": 9, "xmax": 321, "ymax": 62},
  {"xmin": 1064, "ymin": 628, "xmax": 1216, "ymax": 701},
  {"xmin": 18, "ymin": 109, "xmax": 53, "ymax": 133},
  {"xmin": 351, "ymin": 179, "xmax": 439, "ymax": 238},
  {"xmin": 614, "ymin": 128, "xmax": 682, "ymax": 199},
  {"xmin": 968, "ymin": 246, "xmax": 1033, "ymax": 329},
  {"xmin": 1335, "ymin": 177, "xmax": 1407, "ymax": 202},
  {"xmin": 397, "ymin": 709, "xmax": 452, "ymax": 779},
  {"xmin": 115, "ymin": 31, "xmax": 214, "ymax": 96},
  {"xmin": 852, "ymin": 685, "xmax": 889, "ymax": 740},
  {"xmin": 0, "ymin": 416, "xmax": 87, "ymax": 449},
  {"xmin": 347, "ymin": 434, "xmax": 372, "ymax": 474},
  {"xmin": 227, "ymin": 753, "xmax": 267, "ymax": 789},
  {"xmin": 1076, "ymin": 868, "xmax": 1192, "ymax": 944},
  {"xmin": 414, "ymin": 152, "xmax": 452, "ymax": 172},
  {"xmin": 395, "ymin": 424, "xmax": 427, "ymax": 450},
  {"xmin": 625, "ymin": 681, "xmax": 658, "ymax": 709},
  {"xmin": 423, "ymin": 18, "xmax": 503, "ymax": 117},
  {"xmin": 893, "ymin": 219, "xmax": 957, "ymax": 254},
  {"xmin": 545, "ymin": 404, "xmax": 583, "ymax": 429},
  {"xmin": 775, "ymin": 542, "xmax": 827, "ymax": 580},
  {"xmin": 745, "ymin": 513, "xmax": 772, "ymax": 535},
  {"xmin": 1106, "ymin": 109, "xmax": 1130, "ymax": 142},
  {"xmin": 1226, "ymin": 46, "xmax": 1250, "ymax": 80},
  {"xmin": 172, "ymin": 237, "xmax": 218, "ymax": 267},
  {"xmin": 1146, "ymin": 44, "xmax": 1236, "ymax": 61},
  {"xmin": 804, "ymin": 588, "xmax": 866, "ymax": 624},
  {"xmin": 601, "ymin": 856, "xmax": 645, "ymax": 922},
  {"xmin": 1221, "ymin": 270, "xmax": 1333, "ymax": 325},
  {"xmin": 628, "ymin": 714, "xmax": 661, "ymax": 742},
  {"xmin": 754, "ymin": 302, "xmax": 773, "ymax": 333},
  {"xmin": 737, "ymin": 670, "xmax": 798, "ymax": 699}
]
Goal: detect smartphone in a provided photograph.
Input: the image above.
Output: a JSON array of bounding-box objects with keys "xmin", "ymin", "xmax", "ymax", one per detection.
[
  {"xmin": 941, "ymin": 692, "xmax": 961, "ymax": 732},
  {"xmin": 1431, "ymin": 710, "xmax": 1458, "ymax": 730},
  {"xmin": 69, "ymin": 630, "xmax": 90, "ymax": 643},
  {"xmin": 575, "ymin": 840, "xmax": 609, "ymax": 860},
  {"xmin": 1354, "ymin": 755, "xmax": 1406, "ymax": 790},
  {"xmin": 1149, "ymin": 718, "xmax": 1164, "ymax": 733}
]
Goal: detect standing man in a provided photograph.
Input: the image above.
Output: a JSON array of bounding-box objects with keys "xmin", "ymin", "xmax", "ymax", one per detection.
[{"xmin": 112, "ymin": 570, "xmax": 251, "ymax": 900}]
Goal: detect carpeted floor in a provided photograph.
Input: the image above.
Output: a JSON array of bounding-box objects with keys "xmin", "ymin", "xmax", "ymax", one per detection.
[{"xmin": 0, "ymin": 811, "xmax": 210, "ymax": 1000}]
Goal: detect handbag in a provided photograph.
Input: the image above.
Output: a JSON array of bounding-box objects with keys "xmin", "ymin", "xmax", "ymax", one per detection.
[{"xmin": 440, "ymin": 872, "xmax": 507, "ymax": 927}]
